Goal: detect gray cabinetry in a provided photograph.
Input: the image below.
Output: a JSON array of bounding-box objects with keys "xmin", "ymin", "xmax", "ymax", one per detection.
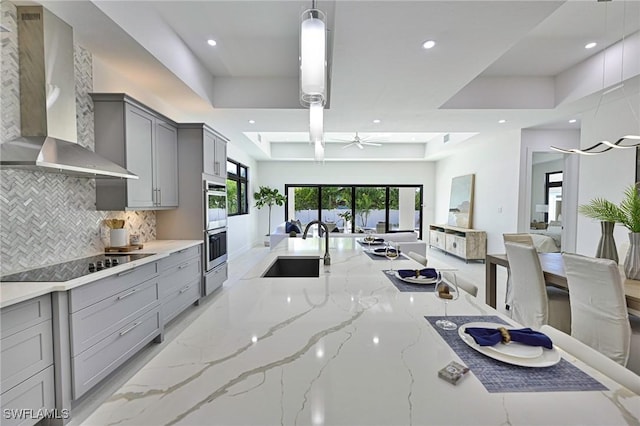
[
  {"xmin": 203, "ymin": 129, "xmax": 227, "ymax": 179},
  {"xmin": 92, "ymin": 93, "xmax": 178, "ymax": 210},
  {"xmin": 158, "ymin": 245, "xmax": 201, "ymax": 324},
  {"xmin": 1, "ymin": 295, "xmax": 55, "ymax": 426},
  {"xmin": 205, "ymin": 262, "xmax": 227, "ymax": 296},
  {"xmin": 68, "ymin": 262, "xmax": 161, "ymax": 399}
]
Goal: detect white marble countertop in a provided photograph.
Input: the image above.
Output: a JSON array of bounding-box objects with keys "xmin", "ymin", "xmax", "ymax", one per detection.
[
  {"xmin": 0, "ymin": 240, "xmax": 202, "ymax": 308},
  {"xmin": 83, "ymin": 237, "xmax": 640, "ymax": 425}
]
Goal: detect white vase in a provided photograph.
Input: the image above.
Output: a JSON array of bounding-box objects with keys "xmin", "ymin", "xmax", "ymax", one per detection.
[
  {"xmin": 110, "ymin": 229, "xmax": 128, "ymax": 247},
  {"xmin": 624, "ymin": 232, "xmax": 640, "ymax": 280}
]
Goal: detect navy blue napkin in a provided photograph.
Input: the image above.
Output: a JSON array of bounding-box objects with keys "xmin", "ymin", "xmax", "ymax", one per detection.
[
  {"xmin": 397, "ymin": 268, "xmax": 438, "ymax": 279},
  {"xmin": 465, "ymin": 327, "xmax": 553, "ymax": 349}
]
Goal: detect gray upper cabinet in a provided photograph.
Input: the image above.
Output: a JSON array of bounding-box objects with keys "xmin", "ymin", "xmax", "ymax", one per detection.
[
  {"xmin": 203, "ymin": 129, "xmax": 227, "ymax": 179},
  {"xmin": 92, "ymin": 93, "xmax": 178, "ymax": 210}
]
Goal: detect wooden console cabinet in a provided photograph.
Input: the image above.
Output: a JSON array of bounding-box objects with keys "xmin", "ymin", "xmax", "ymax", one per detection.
[{"xmin": 428, "ymin": 224, "xmax": 486, "ymax": 263}]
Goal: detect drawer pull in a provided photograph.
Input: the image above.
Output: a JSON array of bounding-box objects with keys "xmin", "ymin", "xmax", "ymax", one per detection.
[
  {"xmin": 119, "ymin": 321, "xmax": 142, "ymax": 336},
  {"xmin": 178, "ymin": 248, "xmax": 188, "ymax": 253},
  {"xmin": 179, "ymin": 284, "xmax": 192, "ymax": 293},
  {"xmin": 178, "ymin": 263, "xmax": 190, "ymax": 269},
  {"xmin": 117, "ymin": 289, "xmax": 137, "ymax": 300},
  {"xmin": 117, "ymin": 269, "xmax": 135, "ymax": 277}
]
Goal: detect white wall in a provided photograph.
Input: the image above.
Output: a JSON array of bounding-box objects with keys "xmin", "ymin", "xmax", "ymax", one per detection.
[
  {"xmin": 435, "ymin": 130, "xmax": 521, "ymax": 253},
  {"xmin": 227, "ymin": 144, "xmax": 260, "ymax": 259},
  {"xmin": 254, "ymin": 161, "xmax": 436, "ymax": 240},
  {"xmin": 576, "ymin": 92, "xmax": 640, "ymax": 261}
]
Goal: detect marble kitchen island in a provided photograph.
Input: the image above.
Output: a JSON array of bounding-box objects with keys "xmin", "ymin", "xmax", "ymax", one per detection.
[{"xmin": 82, "ymin": 237, "xmax": 640, "ymax": 425}]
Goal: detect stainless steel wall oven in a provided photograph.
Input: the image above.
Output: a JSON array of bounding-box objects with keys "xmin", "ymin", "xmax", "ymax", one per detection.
[{"xmin": 205, "ymin": 227, "xmax": 227, "ymax": 271}]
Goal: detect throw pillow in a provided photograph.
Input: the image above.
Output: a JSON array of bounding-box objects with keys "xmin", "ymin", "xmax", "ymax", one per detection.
[{"xmin": 285, "ymin": 221, "xmax": 301, "ymax": 234}]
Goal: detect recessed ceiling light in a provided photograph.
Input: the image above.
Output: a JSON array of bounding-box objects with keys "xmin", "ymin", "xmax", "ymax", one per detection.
[
  {"xmin": 569, "ymin": 119, "xmax": 577, "ymax": 123},
  {"xmin": 585, "ymin": 42, "xmax": 597, "ymax": 49},
  {"xmin": 373, "ymin": 119, "xmax": 381, "ymax": 124},
  {"xmin": 422, "ymin": 40, "xmax": 436, "ymax": 49},
  {"xmin": 207, "ymin": 39, "xmax": 217, "ymax": 46},
  {"xmin": 498, "ymin": 119, "xmax": 506, "ymax": 124},
  {"xmin": 248, "ymin": 119, "xmax": 255, "ymax": 124}
]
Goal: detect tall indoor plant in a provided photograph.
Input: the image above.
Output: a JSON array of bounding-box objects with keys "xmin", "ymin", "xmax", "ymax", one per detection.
[
  {"xmin": 578, "ymin": 184, "xmax": 640, "ymax": 278},
  {"xmin": 254, "ymin": 186, "xmax": 286, "ymax": 244}
]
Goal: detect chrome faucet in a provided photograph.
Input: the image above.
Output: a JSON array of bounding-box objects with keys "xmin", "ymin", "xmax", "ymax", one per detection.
[{"xmin": 302, "ymin": 220, "xmax": 331, "ymax": 265}]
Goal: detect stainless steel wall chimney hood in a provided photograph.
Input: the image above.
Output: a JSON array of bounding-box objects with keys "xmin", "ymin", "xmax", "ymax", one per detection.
[{"xmin": 0, "ymin": 6, "xmax": 137, "ymax": 179}]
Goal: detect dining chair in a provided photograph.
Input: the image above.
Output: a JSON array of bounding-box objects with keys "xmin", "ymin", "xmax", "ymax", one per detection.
[
  {"xmin": 562, "ymin": 253, "xmax": 631, "ymax": 366},
  {"xmin": 407, "ymin": 251, "xmax": 428, "ymax": 266},
  {"xmin": 441, "ymin": 271, "xmax": 478, "ymax": 297},
  {"xmin": 503, "ymin": 233, "xmax": 535, "ymax": 309},
  {"xmin": 540, "ymin": 325, "xmax": 640, "ymax": 395},
  {"xmin": 504, "ymin": 242, "xmax": 571, "ymax": 332}
]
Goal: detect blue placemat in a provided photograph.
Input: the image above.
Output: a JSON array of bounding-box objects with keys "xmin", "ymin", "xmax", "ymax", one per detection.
[
  {"xmin": 425, "ymin": 315, "xmax": 608, "ymax": 393},
  {"xmin": 382, "ymin": 270, "xmax": 436, "ymax": 292},
  {"xmin": 364, "ymin": 249, "xmax": 394, "ymax": 260}
]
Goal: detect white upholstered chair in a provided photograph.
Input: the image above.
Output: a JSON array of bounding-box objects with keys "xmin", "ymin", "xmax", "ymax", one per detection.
[
  {"xmin": 407, "ymin": 251, "xmax": 428, "ymax": 266},
  {"xmin": 441, "ymin": 271, "xmax": 478, "ymax": 298},
  {"xmin": 540, "ymin": 325, "xmax": 640, "ymax": 395},
  {"xmin": 504, "ymin": 242, "xmax": 571, "ymax": 332},
  {"xmin": 503, "ymin": 233, "xmax": 535, "ymax": 308},
  {"xmin": 562, "ymin": 253, "xmax": 631, "ymax": 366}
]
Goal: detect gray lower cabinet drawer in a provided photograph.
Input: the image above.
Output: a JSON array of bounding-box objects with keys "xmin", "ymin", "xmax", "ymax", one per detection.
[
  {"xmin": 69, "ymin": 278, "xmax": 159, "ymax": 356},
  {"xmin": 204, "ymin": 263, "xmax": 227, "ymax": 296},
  {"xmin": 1, "ymin": 320, "xmax": 53, "ymax": 392},
  {"xmin": 71, "ymin": 308, "xmax": 161, "ymax": 399},
  {"xmin": 0, "ymin": 365, "xmax": 55, "ymax": 426},
  {"xmin": 69, "ymin": 261, "xmax": 158, "ymax": 313},
  {"xmin": 162, "ymin": 277, "xmax": 201, "ymax": 324},
  {"xmin": 158, "ymin": 245, "xmax": 201, "ymax": 273},
  {"xmin": 1, "ymin": 295, "xmax": 51, "ymax": 339},
  {"xmin": 159, "ymin": 257, "xmax": 201, "ymax": 299}
]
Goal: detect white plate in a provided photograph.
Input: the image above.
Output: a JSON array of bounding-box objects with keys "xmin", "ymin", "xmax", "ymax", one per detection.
[
  {"xmin": 394, "ymin": 271, "xmax": 438, "ymax": 284},
  {"xmin": 359, "ymin": 239, "xmax": 384, "ymax": 246},
  {"xmin": 370, "ymin": 248, "xmax": 399, "ymax": 257},
  {"xmin": 458, "ymin": 322, "xmax": 560, "ymax": 367}
]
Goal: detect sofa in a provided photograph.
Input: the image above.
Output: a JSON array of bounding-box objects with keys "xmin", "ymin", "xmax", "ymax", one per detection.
[{"xmin": 269, "ymin": 221, "xmax": 427, "ymax": 256}]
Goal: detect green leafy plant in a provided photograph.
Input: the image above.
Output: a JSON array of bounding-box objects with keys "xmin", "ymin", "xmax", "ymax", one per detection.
[
  {"xmin": 578, "ymin": 184, "xmax": 640, "ymax": 233},
  {"xmin": 254, "ymin": 186, "xmax": 286, "ymax": 236}
]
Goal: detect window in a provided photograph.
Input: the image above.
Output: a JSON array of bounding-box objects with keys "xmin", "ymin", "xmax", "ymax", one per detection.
[
  {"xmin": 285, "ymin": 184, "xmax": 423, "ymax": 238},
  {"xmin": 227, "ymin": 159, "xmax": 249, "ymax": 216}
]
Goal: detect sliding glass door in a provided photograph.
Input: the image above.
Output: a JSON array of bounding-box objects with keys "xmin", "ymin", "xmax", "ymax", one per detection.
[{"xmin": 285, "ymin": 184, "xmax": 423, "ymax": 238}]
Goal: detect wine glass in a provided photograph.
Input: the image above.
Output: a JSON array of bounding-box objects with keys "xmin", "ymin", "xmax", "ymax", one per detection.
[
  {"xmin": 385, "ymin": 242, "xmax": 399, "ymax": 273},
  {"xmin": 363, "ymin": 229, "xmax": 375, "ymax": 249},
  {"xmin": 434, "ymin": 272, "xmax": 460, "ymax": 330}
]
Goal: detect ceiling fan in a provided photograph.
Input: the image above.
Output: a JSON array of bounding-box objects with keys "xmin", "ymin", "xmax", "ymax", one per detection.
[{"xmin": 339, "ymin": 132, "xmax": 384, "ymax": 150}]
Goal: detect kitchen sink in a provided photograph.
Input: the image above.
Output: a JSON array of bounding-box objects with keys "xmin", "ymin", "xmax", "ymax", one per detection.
[{"xmin": 262, "ymin": 257, "xmax": 321, "ymax": 278}]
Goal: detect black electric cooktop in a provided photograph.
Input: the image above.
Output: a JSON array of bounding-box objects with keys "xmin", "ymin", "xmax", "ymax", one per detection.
[{"xmin": 0, "ymin": 253, "xmax": 156, "ymax": 283}]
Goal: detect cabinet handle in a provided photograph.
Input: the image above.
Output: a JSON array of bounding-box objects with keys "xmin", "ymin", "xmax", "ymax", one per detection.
[
  {"xmin": 119, "ymin": 321, "xmax": 142, "ymax": 336},
  {"xmin": 179, "ymin": 284, "xmax": 192, "ymax": 293},
  {"xmin": 117, "ymin": 288, "xmax": 137, "ymax": 300},
  {"xmin": 178, "ymin": 263, "xmax": 189, "ymax": 269},
  {"xmin": 117, "ymin": 269, "xmax": 135, "ymax": 277},
  {"xmin": 158, "ymin": 188, "xmax": 162, "ymax": 206}
]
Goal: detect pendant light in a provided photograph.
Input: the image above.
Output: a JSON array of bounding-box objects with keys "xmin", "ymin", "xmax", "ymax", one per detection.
[{"xmin": 552, "ymin": 0, "xmax": 640, "ymax": 155}]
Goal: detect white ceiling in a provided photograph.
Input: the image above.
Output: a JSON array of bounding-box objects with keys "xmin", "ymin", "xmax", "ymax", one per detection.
[{"xmin": 37, "ymin": 0, "xmax": 640, "ymax": 162}]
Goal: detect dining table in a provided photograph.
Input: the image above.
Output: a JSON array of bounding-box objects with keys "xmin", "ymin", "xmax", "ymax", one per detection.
[
  {"xmin": 81, "ymin": 239, "xmax": 639, "ymax": 425},
  {"xmin": 485, "ymin": 252, "xmax": 640, "ymax": 314}
]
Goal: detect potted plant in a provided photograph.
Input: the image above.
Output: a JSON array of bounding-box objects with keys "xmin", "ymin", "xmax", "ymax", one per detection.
[
  {"xmin": 578, "ymin": 184, "xmax": 640, "ymax": 278},
  {"xmin": 254, "ymin": 186, "xmax": 286, "ymax": 246}
]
